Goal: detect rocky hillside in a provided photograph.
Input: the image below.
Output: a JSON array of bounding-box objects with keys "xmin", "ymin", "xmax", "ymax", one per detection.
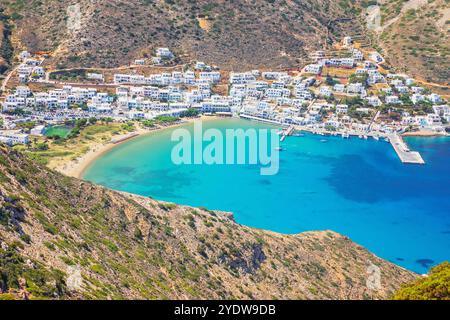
[
  {"xmin": 0, "ymin": 0, "xmax": 363, "ymax": 71},
  {"xmin": 369, "ymin": 0, "xmax": 449, "ymax": 85},
  {"xmin": 0, "ymin": 145, "xmax": 416, "ymax": 300},
  {"xmin": 0, "ymin": 8, "xmax": 13, "ymax": 75}
]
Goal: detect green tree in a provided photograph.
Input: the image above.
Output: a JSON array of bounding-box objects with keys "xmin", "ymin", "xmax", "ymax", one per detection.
[
  {"xmin": 393, "ymin": 262, "xmax": 450, "ymax": 300},
  {"xmin": 348, "ymin": 73, "xmax": 368, "ymax": 84},
  {"xmin": 180, "ymin": 108, "xmax": 200, "ymax": 118},
  {"xmin": 325, "ymin": 75, "xmax": 336, "ymax": 86},
  {"xmin": 35, "ymin": 143, "xmax": 49, "ymax": 151}
]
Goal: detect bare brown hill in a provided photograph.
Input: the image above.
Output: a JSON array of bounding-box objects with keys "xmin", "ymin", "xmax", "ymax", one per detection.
[
  {"xmin": 1, "ymin": 1, "xmax": 448, "ymax": 85},
  {"xmin": 2, "ymin": 0, "xmax": 363, "ymax": 71}
]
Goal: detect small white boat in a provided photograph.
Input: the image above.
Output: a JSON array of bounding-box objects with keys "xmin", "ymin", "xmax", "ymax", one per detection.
[
  {"xmin": 320, "ymin": 139, "xmax": 327, "ymax": 143},
  {"xmin": 275, "ymin": 147, "xmax": 283, "ymax": 151},
  {"xmin": 374, "ymin": 135, "xmax": 379, "ymax": 141}
]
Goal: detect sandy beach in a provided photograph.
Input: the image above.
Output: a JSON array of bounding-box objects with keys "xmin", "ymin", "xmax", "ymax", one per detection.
[{"xmin": 55, "ymin": 115, "xmax": 222, "ymax": 179}]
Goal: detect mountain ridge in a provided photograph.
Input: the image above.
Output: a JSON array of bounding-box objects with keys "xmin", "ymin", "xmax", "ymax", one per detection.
[{"xmin": 1, "ymin": 0, "xmax": 363, "ymax": 71}]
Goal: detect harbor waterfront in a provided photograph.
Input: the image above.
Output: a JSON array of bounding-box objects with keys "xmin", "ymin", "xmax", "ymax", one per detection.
[{"xmin": 83, "ymin": 118, "xmax": 450, "ymax": 274}]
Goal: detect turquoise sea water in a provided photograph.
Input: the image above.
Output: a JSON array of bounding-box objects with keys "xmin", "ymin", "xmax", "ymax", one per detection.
[{"xmin": 83, "ymin": 118, "xmax": 450, "ymax": 274}]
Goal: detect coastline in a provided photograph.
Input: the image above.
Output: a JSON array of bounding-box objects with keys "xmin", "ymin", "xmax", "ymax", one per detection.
[
  {"xmin": 56, "ymin": 115, "xmax": 448, "ymax": 179},
  {"xmin": 56, "ymin": 115, "xmax": 221, "ymax": 179},
  {"xmin": 402, "ymin": 131, "xmax": 449, "ymax": 137}
]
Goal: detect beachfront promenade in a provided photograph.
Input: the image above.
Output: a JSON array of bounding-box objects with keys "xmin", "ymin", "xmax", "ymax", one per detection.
[{"xmin": 387, "ymin": 133, "xmax": 425, "ymax": 164}]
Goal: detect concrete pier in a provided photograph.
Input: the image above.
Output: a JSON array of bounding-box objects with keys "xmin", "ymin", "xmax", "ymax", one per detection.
[
  {"xmin": 388, "ymin": 133, "xmax": 425, "ymax": 164},
  {"xmin": 280, "ymin": 125, "xmax": 295, "ymax": 142}
]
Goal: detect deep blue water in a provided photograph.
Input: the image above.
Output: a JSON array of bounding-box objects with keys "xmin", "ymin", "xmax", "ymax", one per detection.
[{"xmin": 83, "ymin": 119, "xmax": 450, "ymax": 273}]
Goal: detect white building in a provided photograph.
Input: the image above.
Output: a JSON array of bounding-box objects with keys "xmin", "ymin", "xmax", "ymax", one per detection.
[
  {"xmin": 303, "ymin": 64, "xmax": 322, "ymax": 75},
  {"xmin": 16, "ymin": 86, "xmax": 31, "ymax": 97},
  {"xmin": 333, "ymin": 84, "xmax": 345, "ymax": 93},
  {"xmin": 411, "ymin": 94, "xmax": 425, "ymax": 104},
  {"xmin": 347, "ymin": 83, "xmax": 363, "ymax": 94},
  {"xmin": 336, "ymin": 104, "xmax": 348, "ymax": 114},
  {"xmin": 369, "ymin": 52, "xmax": 384, "ymax": 63},
  {"xmin": 19, "ymin": 51, "xmax": 31, "ymax": 61},
  {"xmin": 199, "ymin": 71, "xmax": 221, "ymax": 83},
  {"xmin": 87, "ymin": 73, "xmax": 104, "ymax": 81},
  {"xmin": 0, "ymin": 131, "xmax": 29, "ymax": 145},
  {"xmin": 30, "ymin": 125, "xmax": 46, "ymax": 136},
  {"xmin": 352, "ymin": 49, "xmax": 364, "ymax": 61},
  {"xmin": 427, "ymin": 94, "xmax": 442, "ymax": 104},
  {"xmin": 319, "ymin": 86, "xmax": 332, "ymax": 97},
  {"xmin": 385, "ymin": 95, "xmax": 401, "ymax": 105},
  {"xmin": 343, "ymin": 36, "xmax": 353, "ymax": 47},
  {"xmin": 156, "ymin": 47, "xmax": 174, "ymax": 59}
]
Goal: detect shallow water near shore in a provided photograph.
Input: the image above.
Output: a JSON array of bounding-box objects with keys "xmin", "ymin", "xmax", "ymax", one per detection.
[{"xmin": 83, "ymin": 118, "xmax": 450, "ymax": 274}]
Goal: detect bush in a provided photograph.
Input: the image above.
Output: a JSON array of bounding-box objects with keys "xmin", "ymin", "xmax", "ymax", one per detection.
[
  {"xmin": 35, "ymin": 143, "xmax": 49, "ymax": 151},
  {"xmin": 134, "ymin": 227, "xmax": 143, "ymax": 240},
  {"xmin": 180, "ymin": 108, "xmax": 200, "ymax": 118},
  {"xmin": 393, "ymin": 262, "xmax": 450, "ymax": 300},
  {"xmin": 0, "ymin": 245, "xmax": 67, "ymax": 298}
]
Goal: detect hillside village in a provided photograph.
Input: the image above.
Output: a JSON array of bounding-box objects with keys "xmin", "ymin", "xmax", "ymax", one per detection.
[{"xmin": 0, "ymin": 38, "xmax": 448, "ymax": 148}]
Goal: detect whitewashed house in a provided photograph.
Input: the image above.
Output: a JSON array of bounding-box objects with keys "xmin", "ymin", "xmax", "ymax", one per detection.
[
  {"xmin": 114, "ymin": 74, "xmax": 131, "ymax": 84},
  {"xmin": 385, "ymin": 95, "xmax": 401, "ymax": 105},
  {"xmin": 30, "ymin": 125, "xmax": 45, "ymax": 136},
  {"xmin": 411, "ymin": 94, "xmax": 425, "ymax": 104},
  {"xmin": 303, "ymin": 64, "xmax": 322, "ymax": 75},
  {"xmin": 347, "ymin": 83, "xmax": 363, "ymax": 94},
  {"xmin": 199, "ymin": 71, "xmax": 221, "ymax": 83},
  {"xmin": 333, "ymin": 84, "xmax": 345, "ymax": 93},
  {"xmin": 336, "ymin": 104, "xmax": 348, "ymax": 114},
  {"xmin": 343, "ymin": 36, "xmax": 353, "ymax": 47},
  {"xmin": 433, "ymin": 105, "xmax": 449, "ymax": 116},
  {"xmin": 427, "ymin": 94, "xmax": 442, "ymax": 104},
  {"xmin": 352, "ymin": 49, "xmax": 364, "ymax": 61},
  {"xmin": 195, "ymin": 61, "xmax": 207, "ymax": 70},
  {"xmin": 411, "ymin": 86, "xmax": 424, "ymax": 94},
  {"xmin": 16, "ymin": 86, "xmax": 31, "ymax": 97},
  {"xmin": 395, "ymin": 85, "xmax": 409, "ymax": 94},
  {"xmin": 87, "ymin": 73, "xmax": 104, "ymax": 81},
  {"xmin": 319, "ymin": 86, "xmax": 332, "ymax": 97},
  {"xmin": 0, "ymin": 131, "xmax": 29, "ymax": 145},
  {"xmin": 156, "ymin": 48, "xmax": 174, "ymax": 59},
  {"xmin": 369, "ymin": 52, "xmax": 383, "ymax": 63},
  {"xmin": 19, "ymin": 51, "xmax": 31, "ymax": 61}
]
